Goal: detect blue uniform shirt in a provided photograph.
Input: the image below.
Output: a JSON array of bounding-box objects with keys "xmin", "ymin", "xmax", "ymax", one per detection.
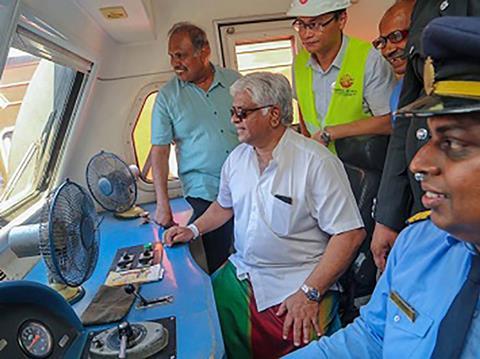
[
  {"xmin": 390, "ymin": 79, "xmax": 403, "ymax": 126},
  {"xmin": 284, "ymin": 219, "xmax": 479, "ymax": 358},
  {"xmin": 151, "ymin": 65, "xmax": 240, "ymax": 201}
]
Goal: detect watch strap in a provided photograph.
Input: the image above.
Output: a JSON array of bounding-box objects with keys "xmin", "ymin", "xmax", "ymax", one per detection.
[{"xmin": 187, "ymin": 223, "xmax": 200, "ymax": 239}]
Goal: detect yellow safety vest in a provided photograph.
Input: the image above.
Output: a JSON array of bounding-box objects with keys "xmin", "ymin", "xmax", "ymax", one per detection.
[{"xmin": 294, "ymin": 37, "xmax": 372, "ymax": 152}]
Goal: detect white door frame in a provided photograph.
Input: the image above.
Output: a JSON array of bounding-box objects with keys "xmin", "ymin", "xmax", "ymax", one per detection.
[{"xmin": 215, "ymin": 15, "xmax": 301, "ymax": 70}]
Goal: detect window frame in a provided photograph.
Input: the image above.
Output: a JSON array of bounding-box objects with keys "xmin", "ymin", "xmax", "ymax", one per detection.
[
  {"xmin": 0, "ymin": 13, "xmax": 91, "ymax": 224},
  {"xmin": 215, "ymin": 16, "xmax": 300, "ymax": 70},
  {"xmin": 216, "ymin": 16, "xmax": 302, "ymax": 126},
  {"xmin": 127, "ymin": 80, "xmax": 183, "ymax": 199}
]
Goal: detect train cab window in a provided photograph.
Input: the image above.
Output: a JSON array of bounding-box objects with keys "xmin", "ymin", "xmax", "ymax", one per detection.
[
  {"xmin": 218, "ymin": 19, "xmax": 300, "ymax": 124},
  {"xmin": 234, "ymin": 39, "xmax": 299, "ymax": 123},
  {"xmin": 235, "ymin": 39, "xmax": 294, "ymax": 77},
  {"xmin": 0, "ymin": 26, "xmax": 90, "ymax": 222},
  {"xmin": 132, "ymin": 91, "xmax": 179, "ymax": 184}
]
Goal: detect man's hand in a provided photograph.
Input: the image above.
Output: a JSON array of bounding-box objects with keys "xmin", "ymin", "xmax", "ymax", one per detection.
[
  {"xmin": 312, "ymin": 130, "xmax": 328, "ymax": 146},
  {"xmin": 276, "ymin": 291, "xmax": 321, "ymax": 347},
  {"xmin": 371, "ymin": 222, "xmax": 398, "ymax": 271},
  {"xmin": 155, "ymin": 204, "xmax": 176, "ymax": 227},
  {"xmin": 312, "ymin": 127, "xmax": 337, "ymax": 146},
  {"xmin": 163, "ymin": 226, "xmax": 195, "ymax": 246}
]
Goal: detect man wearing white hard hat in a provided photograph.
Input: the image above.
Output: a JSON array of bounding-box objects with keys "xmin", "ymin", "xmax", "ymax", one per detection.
[{"xmin": 288, "ymin": 0, "xmax": 396, "ymax": 151}]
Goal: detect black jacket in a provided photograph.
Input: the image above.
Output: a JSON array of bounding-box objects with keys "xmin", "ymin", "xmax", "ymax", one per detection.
[{"xmin": 375, "ymin": 0, "xmax": 480, "ymax": 232}]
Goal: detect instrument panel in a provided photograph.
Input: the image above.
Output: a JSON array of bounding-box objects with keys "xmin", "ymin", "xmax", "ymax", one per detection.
[
  {"xmin": 18, "ymin": 320, "xmax": 54, "ymax": 358},
  {"xmin": 0, "ymin": 281, "xmax": 82, "ymax": 359}
]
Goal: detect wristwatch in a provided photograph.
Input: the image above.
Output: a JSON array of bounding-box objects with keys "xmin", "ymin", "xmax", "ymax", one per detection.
[
  {"xmin": 300, "ymin": 284, "xmax": 322, "ymax": 303},
  {"xmin": 320, "ymin": 129, "xmax": 332, "ymax": 146}
]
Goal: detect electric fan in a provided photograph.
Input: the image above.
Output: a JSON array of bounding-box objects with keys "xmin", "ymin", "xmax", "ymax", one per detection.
[
  {"xmin": 8, "ymin": 179, "xmax": 100, "ymax": 303},
  {"xmin": 86, "ymin": 151, "xmax": 145, "ymax": 219}
]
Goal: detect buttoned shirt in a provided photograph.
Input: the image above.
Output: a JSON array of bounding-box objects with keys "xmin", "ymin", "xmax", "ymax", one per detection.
[
  {"xmin": 151, "ymin": 65, "xmax": 240, "ymax": 201},
  {"xmin": 217, "ymin": 128, "xmax": 363, "ymax": 311},
  {"xmin": 284, "ymin": 219, "xmax": 480, "ymax": 358},
  {"xmin": 293, "ymin": 36, "xmax": 396, "ymax": 127}
]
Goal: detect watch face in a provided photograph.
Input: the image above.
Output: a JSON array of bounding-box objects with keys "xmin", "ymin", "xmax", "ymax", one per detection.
[
  {"xmin": 320, "ymin": 131, "xmax": 331, "ymax": 144},
  {"xmin": 301, "ymin": 284, "xmax": 321, "ymax": 302},
  {"xmin": 307, "ymin": 288, "xmax": 320, "ymax": 302}
]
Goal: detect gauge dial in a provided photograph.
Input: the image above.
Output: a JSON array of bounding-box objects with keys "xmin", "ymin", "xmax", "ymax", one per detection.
[{"xmin": 18, "ymin": 321, "xmax": 53, "ymax": 358}]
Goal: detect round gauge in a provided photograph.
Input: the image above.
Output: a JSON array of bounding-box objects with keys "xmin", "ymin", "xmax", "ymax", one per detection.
[{"xmin": 18, "ymin": 321, "xmax": 53, "ymax": 358}]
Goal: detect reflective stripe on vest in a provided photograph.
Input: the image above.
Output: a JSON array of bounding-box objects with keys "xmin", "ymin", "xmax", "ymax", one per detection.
[{"xmin": 294, "ymin": 37, "xmax": 372, "ymax": 152}]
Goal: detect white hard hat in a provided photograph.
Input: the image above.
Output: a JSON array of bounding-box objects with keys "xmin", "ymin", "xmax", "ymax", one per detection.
[{"xmin": 287, "ymin": 0, "xmax": 352, "ymax": 17}]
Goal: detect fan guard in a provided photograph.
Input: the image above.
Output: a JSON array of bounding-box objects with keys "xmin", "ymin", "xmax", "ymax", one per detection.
[
  {"xmin": 86, "ymin": 151, "xmax": 137, "ymax": 213},
  {"xmin": 39, "ymin": 180, "xmax": 99, "ymax": 287}
]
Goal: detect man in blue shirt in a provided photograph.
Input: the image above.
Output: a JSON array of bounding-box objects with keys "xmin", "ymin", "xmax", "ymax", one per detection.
[
  {"xmin": 151, "ymin": 22, "xmax": 240, "ymax": 273},
  {"xmin": 285, "ymin": 16, "xmax": 480, "ymax": 358}
]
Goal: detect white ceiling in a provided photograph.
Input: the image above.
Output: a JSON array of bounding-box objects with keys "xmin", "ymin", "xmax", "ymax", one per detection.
[{"xmin": 73, "ymin": 0, "xmax": 156, "ymax": 44}]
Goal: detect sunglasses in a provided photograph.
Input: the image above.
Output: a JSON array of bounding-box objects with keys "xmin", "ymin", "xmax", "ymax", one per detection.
[
  {"xmin": 292, "ymin": 15, "xmax": 337, "ymax": 33},
  {"xmin": 372, "ymin": 29, "xmax": 409, "ymax": 50},
  {"xmin": 230, "ymin": 105, "xmax": 274, "ymax": 120}
]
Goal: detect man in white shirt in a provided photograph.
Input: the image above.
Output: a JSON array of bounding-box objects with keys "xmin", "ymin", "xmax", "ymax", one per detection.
[{"xmin": 164, "ymin": 72, "xmax": 365, "ymax": 358}]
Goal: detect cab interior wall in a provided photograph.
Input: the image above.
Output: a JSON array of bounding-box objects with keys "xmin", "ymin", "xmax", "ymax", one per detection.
[{"xmin": 17, "ymin": 0, "xmax": 394, "ymax": 202}]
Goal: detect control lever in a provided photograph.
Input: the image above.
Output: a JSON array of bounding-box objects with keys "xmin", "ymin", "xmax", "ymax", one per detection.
[
  {"xmin": 117, "ymin": 321, "xmax": 133, "ymax": 359},
  {"xmin": 124, "ymin": 284, "xmax": 149, "ymax": 306},
  {"xmin": 124, "ymin": 284, "xmax": 174, "ymax": 309}
]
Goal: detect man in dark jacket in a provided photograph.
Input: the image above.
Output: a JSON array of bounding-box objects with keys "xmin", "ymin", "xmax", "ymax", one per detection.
[{"xmin": 371, "ymin": 0, "xmax": 480, "ymax": 271}]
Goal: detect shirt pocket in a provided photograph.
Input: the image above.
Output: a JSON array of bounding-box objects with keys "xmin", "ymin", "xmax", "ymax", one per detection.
[
  {"xmin": 384, "ymin": 292, "xmax": 434, "ymax": 358},
  {"xmin": 266, "ymin": 195, "xmax": 293, "ymax": 237}
]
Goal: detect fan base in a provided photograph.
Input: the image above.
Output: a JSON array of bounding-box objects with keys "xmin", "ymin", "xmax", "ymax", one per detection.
[
  {"xmin": 50, "ymin": 283, "xmax": 85, "ymax": 304},
  {"xmin": 114, "ymin": 205, "xmax": 145, "ymax": 219}
]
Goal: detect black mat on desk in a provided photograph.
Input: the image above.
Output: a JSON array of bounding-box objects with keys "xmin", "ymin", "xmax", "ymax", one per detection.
[
  {"xmin": 82, "ymin": 317, "xmax": 177, "ymax": 359},
  {"xmin": 81, "ymin": 285, "xmax": 136, "ymax": 326}
]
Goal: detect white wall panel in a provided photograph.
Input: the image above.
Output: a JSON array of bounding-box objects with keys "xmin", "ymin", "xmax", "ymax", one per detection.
[
  {"xmin": 21, "ymin": 0, "xmax": 114, "ymax": 63},
  {"xmin": 100, "ymin": 0, "xmax": 395, "ymax": 78}
]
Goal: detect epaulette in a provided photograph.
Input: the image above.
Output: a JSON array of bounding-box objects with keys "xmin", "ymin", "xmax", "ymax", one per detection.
[{"xmin": 406, "ymin": 210, "xmax": 431, "ymax": 225}]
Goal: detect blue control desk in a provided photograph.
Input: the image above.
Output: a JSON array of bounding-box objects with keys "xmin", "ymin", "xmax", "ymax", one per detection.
[{"xmin": 25, "ymin": 199, "xmax": 225, "ymax": 358}]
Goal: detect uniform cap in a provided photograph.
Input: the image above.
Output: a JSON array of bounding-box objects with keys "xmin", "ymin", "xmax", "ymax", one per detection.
[{"xmin": 397, "ymin": 16, "xmax": 480, "ymax": 117}]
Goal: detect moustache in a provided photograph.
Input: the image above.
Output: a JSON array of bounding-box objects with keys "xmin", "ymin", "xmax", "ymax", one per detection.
[{"xmin": 387, "ymin": 49, "xmax": 407, "ymax": 61}]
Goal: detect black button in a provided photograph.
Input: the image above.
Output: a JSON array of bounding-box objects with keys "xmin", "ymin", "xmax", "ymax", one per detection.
[
  {"xmin": 220, "ymin": 129, "xmax": 224, "ymax": 133},
  {"xmin": 214, "ymin": 111, "xmax": 217, "ymax": 115},
  {"xmin": 226, "ymin": 150, "xmax": 229, "ymax": 154},
  {"xmin": 206, "ymin": 94, "xmax": 209, "ymax": 97}
]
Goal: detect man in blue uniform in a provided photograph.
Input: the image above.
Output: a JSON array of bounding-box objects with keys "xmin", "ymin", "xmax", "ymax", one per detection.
[{"xmin": 284, "ymin": 16, "xmax": 480, "ymax": 358}]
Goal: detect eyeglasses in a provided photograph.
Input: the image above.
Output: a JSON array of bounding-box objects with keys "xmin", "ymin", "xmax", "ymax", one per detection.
[
  {"xmin": 230, "ymin": 105, "xmax": 274, "ymax": 120},
  {"xmin": 292, "ymin": 15, "xmax": 337, "ymax": 33},
  {"xmin": 372, "ymin": 29, "xmax": 409, "ymax": 50}
]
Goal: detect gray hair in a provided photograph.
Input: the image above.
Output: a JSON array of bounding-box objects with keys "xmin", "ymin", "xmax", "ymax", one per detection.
[
  {"xmin": 230, "ymin": 72, "xmax": 293, "ymax": 126},
  {"xmin": 168, "ymin": 22, "xmax": 209, "ymax": 52}
]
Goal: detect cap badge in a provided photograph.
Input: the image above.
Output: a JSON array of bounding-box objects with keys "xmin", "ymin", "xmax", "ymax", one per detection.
[
  {"xmin": 424, "ymin": 56, "xmax": 435, "ymax": 96},
  {"xmin": 300, "ymin": 0, "xmax": 308, "ymax": 4}
]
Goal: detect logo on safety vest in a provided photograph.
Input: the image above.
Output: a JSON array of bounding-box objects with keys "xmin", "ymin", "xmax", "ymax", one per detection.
[
  {"xmin": 299, "ymin": 0, "xmax": 308, "ymax": 4},
  {"xmin": 339, "ymin": 74, "xmax": 354, "ymax": 88}
]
